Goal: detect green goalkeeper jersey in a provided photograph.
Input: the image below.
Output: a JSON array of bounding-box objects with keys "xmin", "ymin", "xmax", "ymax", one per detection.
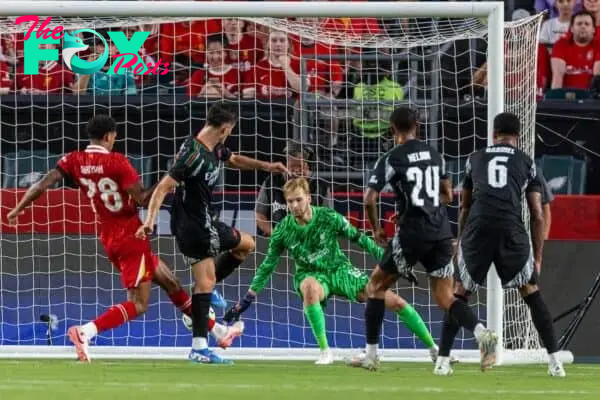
[{"xmin": 249, "ymin": 206, "xmax": 384, "ymax": 293}]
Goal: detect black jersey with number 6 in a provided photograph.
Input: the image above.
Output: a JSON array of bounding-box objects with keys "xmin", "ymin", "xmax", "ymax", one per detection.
[
  {"xmin": 463, "ymin": 144, "xmax": 542, "ymax": 223},
  {"xmin": 368, "ymin": 139, "xmax": 452, "ymax": 241}
]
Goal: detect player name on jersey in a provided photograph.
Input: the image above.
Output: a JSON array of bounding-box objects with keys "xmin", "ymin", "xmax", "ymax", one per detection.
[
  {"xmin": 80, "ymin": 165, "xmax": 104, "ymax": 174},
  {"xmin": 485, "ymin": 146, "xmax": 515, "ymax": 154},
  {"xmin": 407, "ymin": 151, "xmax": 431, "ymax": 163}
]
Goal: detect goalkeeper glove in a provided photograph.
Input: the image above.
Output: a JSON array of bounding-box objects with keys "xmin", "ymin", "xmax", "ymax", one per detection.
[{"xmin": 223, "ymin": 292, "xmax": 255, "ymax": 323}]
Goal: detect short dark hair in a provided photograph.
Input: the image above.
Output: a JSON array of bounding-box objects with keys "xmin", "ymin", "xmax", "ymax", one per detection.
[
  {"xmin": 206, "ymin": 33, "xmax": 229, "ymax": 48},
  {"xmin": 571, "ymin": 10, "xmax": 596, "ymax": 28},
  {"xmin": 206, "ymin": 102, "xmax": 238, "ymax": 127},
  {"xmin": 285, "ymin": 141, "xmax": 313, "ymax": 161},
  {"xmin": 493, "ymin": 112, "xmax": 520, "ymax": 136},
  {"xmin": 389, "ymin": 107, "xmax": 419, "ymax": 133},
  {"xmin": 87, "ymin": 115, "xmax": 116, "ymax": 140}
]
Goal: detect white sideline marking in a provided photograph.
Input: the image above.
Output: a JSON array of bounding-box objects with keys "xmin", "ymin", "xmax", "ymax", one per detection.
[{"xmin": 0, "ymin": 379, "xmax": 595, "ymax": 395}]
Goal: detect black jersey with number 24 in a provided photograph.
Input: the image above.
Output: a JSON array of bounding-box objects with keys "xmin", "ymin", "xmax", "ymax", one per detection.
[
  {"xmin": 463, "ymin": 144, "xmax": 542, "ymax": 224},
  {"xmin": 368, "ymin": 139, "xmax": 452, "ymax": 241}
]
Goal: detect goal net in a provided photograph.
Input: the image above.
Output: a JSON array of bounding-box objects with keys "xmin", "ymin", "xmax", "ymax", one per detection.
[{"xmin": 0, "ymin": 1, "xmax": 571, "ymax": 364}]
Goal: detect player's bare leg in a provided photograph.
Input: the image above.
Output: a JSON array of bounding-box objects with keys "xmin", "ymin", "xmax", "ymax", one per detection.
[
  {"xmin": 188, "ymin": 257, "xmax": 232, "ymax": 364},
  {"xmin": 355, "ymin": 287, "xmax": 439, "ymax": 362},
  {"xmin": 430, "ymin": 276, "xmax": 497, "ymax": 372},
  {"xmin": 519, "ymin": 283, "xmax": 565, "ymax": 377},
  {"xmin": 215, "ymin": 232, "xmax": 255, "ymax": 283},
  {"xmin": 299, "ymin": 277, "xmax": 333, "ymax": 365},
  {"xmin": 435, "ymin": 281, "xmax": 468, "ymax": 375},
  {"xmin": 154, "ymin": 257, "xmax": 244, "ymax": 348},
  {"xmin": 69, "ymin": 280, "xmax": 152, "ymax": 362},
  {"xmin": 347, "ymin": 266, "xmax": 397, "ymax": 370}
]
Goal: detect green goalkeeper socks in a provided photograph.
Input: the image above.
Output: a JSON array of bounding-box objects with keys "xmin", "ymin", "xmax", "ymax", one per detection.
[
  {"xmin": 397, "ymin": 304, "xmax": 436, "ymax": 349},
  {"xmin": 304, "ymin": 303, "xmax": 329, "ymax": 350}
]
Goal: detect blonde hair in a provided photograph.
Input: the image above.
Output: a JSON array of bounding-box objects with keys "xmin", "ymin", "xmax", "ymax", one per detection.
[{"xmin": 283, "ymin": 177, "xmax": 310, "ymax": 199}]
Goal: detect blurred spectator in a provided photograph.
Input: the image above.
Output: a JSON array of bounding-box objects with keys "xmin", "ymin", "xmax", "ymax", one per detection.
[
  {"xmin": 244, "ymin": 21, "xmax": 270, "ymax": 54},
  {"xmin": 472, "ymin": 42, "xmax": 549, "ymax": 99},
  {"xmin": 0, "ymin": 34, "xmax": 17, "ymax": 65},
  {"xmin": 188, "ymin": 34, "xmax": 240, "ymax": 98},
  {"xmin": 537, "ymin": 43, "xmax": 552, "ymax": 98},
  {"xmin": 537, "ymin": 0, "xmax": 582, "ymax": 18},
  {"xmin": 16, "ymin": 43, "xmax": 74, "ymax": 94},
  {"xmin": 540, "ymin": 0, "xmax": 576, "ymax": 44},
  {"xmin": 352, "ymin": 62, "xmax": 404, "ymax": 138},
  {"xmin": 551, "ymin": 10, "xmax": 600, "ymax": 89},
  {"xmin": 159, "ymin": 20, "xmax": 221, "ymax": 65},
  {"xmin": 322, "ymin": 17, "xmax": 381, "ymax": 36},
  {"xmin": 0, "ymin": 60, "xmax": 12, "ymax": 94},
  {"xmin": 222, "ymin": 18, "xmax": 263, "ymax": 71},
  {"xmin": 243, "ymin": 30, "xmax": 301, "ymax": 98},
  {"xmin": 583, "ymin": 0, "xmax": 600, "ymax": 28},
  {"xmin": 74, "ymin": 41, "xmax": 136, "ymax": 95},
  {"xmin": 122, "ymin": 25, "xmax": 158, "ymax": 87}
]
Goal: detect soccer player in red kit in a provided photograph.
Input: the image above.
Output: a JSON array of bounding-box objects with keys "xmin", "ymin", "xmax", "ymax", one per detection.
[{"xmin": 6, "ymin": 115, "xmax": 243, "ymax": 362}]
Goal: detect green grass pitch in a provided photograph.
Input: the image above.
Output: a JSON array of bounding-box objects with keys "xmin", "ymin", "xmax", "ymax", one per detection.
[{"xmin": 0, "ymin": 360, "xmax": 598, "ymax": 400}]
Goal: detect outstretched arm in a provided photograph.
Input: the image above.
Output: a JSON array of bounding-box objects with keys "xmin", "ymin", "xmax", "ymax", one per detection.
[
  {"xmin": 248, "ymin": 231, "xmax": 285, "ymax": 295},
  {"xmin": 7, "ymin": 169, "xmax": 64, "ymax": 225},
  {"xmin": 224, "ymin": 229, "xmax": 285, "ymax": 322},
  {"xmin": 333, "ymin": 211, "xmax": 383, "ymax": 260},
  {"xmin": 126, "ymin": 182, "xmax": 158, "ymax": 207},
  {"xmin": 135, "ymin": 175, "xmax": 177, "ymax": 239},
  {"xmin": 227, "ymin": 154, "xmax": 289, "ymax": 175}
]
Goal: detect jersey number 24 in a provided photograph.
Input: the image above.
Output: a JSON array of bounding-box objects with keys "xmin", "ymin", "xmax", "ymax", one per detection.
[{"xmin": 406, "ymin": 166, "xmax": 440, "ymax": 207}]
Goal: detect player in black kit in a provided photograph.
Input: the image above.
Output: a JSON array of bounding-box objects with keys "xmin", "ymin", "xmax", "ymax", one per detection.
[
  {"xmin": 348, "ymin": 107, "xmax": 498, "ymax": 371},
  {"xmin": 136, "ymin": 102, "xmax": 288, "ymax": 364},
  {"xmin": 255, "ymin": 142, "xmax": 331, "ymax": 235},
  {"xmin": 434, "ymin": 112, "xmax": 565, "ymax": 377}
]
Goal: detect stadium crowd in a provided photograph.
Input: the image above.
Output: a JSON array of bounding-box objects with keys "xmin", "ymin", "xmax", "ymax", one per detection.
[{"xmin": 0, "ymin": 2, "xmax": 597, "ymax": 99}]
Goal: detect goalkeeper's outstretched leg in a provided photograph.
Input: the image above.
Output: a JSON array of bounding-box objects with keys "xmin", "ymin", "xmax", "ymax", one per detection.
[{"xmin": 351, "ymin": 289, "xmax": 440, "ymax": 363}]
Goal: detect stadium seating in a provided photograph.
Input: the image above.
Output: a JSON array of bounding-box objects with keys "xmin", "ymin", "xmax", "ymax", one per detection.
[
  {"xmin": 536, "ymin": 155, "xmax": 587, "ymax": 195},
  {"xmin": 1, "ymin": 150, "xmax": 61, "ymax": 189}
]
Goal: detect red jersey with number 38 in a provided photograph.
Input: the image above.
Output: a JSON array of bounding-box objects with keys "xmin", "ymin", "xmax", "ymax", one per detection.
[{"xmin": 56, "ymin": 144, "xmax": 142, "ymax": 247}]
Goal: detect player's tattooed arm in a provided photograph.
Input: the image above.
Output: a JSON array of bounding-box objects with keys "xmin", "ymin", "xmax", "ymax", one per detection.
[
  {"xmin": 6, "ymin": 168, "xmax": 64, "ymax": 225},
  {"xmin": 136, "ymin": 175, "xmax": 178, "ymax": 239}
]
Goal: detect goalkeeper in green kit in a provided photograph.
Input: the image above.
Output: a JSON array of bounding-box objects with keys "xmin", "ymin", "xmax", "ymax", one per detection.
[{"xmin": 224, "ymin": 177, "xmax": 440, "ymax": 365}]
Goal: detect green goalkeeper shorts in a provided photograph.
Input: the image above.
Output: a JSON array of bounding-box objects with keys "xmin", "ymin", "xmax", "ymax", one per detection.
[{"xmin": 294, "ymin": 265, "xmax": 369, "ymax": 306}]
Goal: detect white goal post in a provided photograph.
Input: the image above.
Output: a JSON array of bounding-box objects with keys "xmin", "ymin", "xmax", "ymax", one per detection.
[{"xmin": 0, "ymin": 1, "xmax": 573, "ymax": 365}]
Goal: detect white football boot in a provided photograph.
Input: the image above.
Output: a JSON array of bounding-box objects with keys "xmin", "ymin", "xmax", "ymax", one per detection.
[{"xmin": 315, "ymin": 349, "xmax": 334, "ymax": 365}]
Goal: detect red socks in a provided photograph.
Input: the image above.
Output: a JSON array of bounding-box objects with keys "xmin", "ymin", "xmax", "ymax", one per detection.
[
  {"xmin": 93, "ymin": 301, "xmax": 138, "ymax": 333},
  {"xmin": 168, "ymin": 289, "xmax": 193, "ymax": 317},
  {"xmin": 168, "ymin": 289, "xmax": 215, "ymax": 330}
]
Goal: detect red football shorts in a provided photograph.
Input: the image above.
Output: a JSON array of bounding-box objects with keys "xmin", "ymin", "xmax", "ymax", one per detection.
[{"xmin": 105, "ymin": 237, "xmax": 158, "ymax": 289}]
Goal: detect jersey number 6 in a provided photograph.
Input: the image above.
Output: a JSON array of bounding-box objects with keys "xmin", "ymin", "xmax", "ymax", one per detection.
[{"xmin": 487, "ymin": 156, "xmax": 508, "ymax": 189}]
